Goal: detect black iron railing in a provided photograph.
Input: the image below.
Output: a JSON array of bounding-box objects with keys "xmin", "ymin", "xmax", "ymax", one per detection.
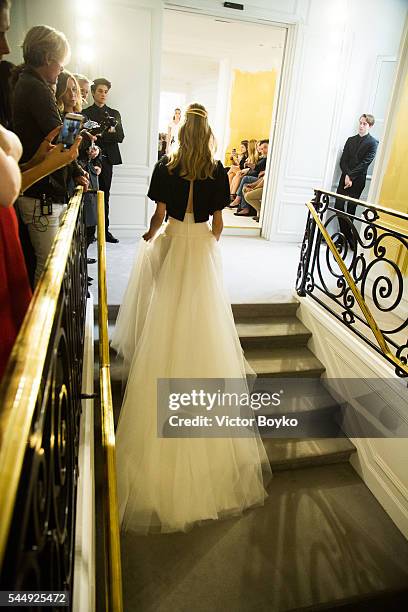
[
  {"xmin": 0, "ymin": 189, "xmax": 88, "ymax": 600},
  {"xmin": 296, "ymin": 189, "xmax": 408, "ymax": 377}
]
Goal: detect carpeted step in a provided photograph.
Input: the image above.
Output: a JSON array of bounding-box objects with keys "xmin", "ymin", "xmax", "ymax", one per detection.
[
  {"xmin": 262, "ymin": 437, "xmax": 356, "ymax": 470},
  {"xmin": 244, "ymin": 345, "xmax": 325, "ymax": 377},
  {"xmin": 236, "ymin": 316, "xmax": 311, "ymax": 348}
]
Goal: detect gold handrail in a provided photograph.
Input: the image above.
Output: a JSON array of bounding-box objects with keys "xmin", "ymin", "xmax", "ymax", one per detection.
[
  {"xmin": 97, "ymin": 191, "xmax": 123, "ymax": 611},
  {"xmin": 306, "ymin": 200, "xmax": 408, "ymax": 376},
  {"xmin": 0, "ymin": 187, "xmax": 83, "ymax": 568},
  {"xmin": 315, "ymin": 188, "xmax": 408, "ymax": 222}
]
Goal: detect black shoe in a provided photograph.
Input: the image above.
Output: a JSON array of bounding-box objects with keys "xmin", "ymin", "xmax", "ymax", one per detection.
[
  {"xmin": 106, "ymin": 231, "xmax": 119, "ymax": 243},
  {"xmin": 87, "ymin": 258, "xmax": 97, "ymax": 264},
  {"xmin": 88, "ymin": 276, "xmax": 93, "ymax": 283}
]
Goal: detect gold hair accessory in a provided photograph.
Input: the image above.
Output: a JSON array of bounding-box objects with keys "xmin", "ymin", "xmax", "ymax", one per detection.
[{"xmin": 186, "ymin": 109, "xmax": 208, "ymax": 118}]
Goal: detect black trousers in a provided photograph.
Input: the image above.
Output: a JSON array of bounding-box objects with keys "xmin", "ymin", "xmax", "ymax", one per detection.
[
  {"xmin": 99, "ymin": 157, "xmax": 113, "ymax": 233},
  {"xmin": 334, "ymin": 173, "xmax": 365, "ymax": 244}
]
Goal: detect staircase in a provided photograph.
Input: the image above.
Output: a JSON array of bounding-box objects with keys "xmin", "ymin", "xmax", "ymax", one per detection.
[
  {"xmin": 95, "ymin": 300, "xmax": 408, "ymax": 612},
  {"xmin": 231, "ymin": 300, "xmax": 357, "ymax": 472}
]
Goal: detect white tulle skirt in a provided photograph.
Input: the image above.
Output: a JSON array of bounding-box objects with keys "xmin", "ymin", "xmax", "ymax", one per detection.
[{"xmin": 111, "ymin": 212, "xmax": 271, "ymax": 534}]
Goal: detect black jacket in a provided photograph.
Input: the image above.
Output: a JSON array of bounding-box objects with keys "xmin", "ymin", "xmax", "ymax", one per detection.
[
  {"xmin": 147, "ymin": 156, "xmax": 230, "ymax": 222},
  {"xmin": 12, "ymin": 66, "xmax": 83, "ymax": 199},
  {"xmin": 340, "ymin": 133, "xmax": 379, "ymax": 181},
  {"xmin": 82, "ymin": 103, "xmax": 124, "ymax": 165}
]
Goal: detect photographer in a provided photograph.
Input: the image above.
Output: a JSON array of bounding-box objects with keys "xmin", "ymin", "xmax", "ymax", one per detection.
[
  {"xmin": 83, "ymin": 77, "xmax": 124, "ymax": 243},
  {"xmin": 12, "ymin": 25, "xmax": 89, "ymax": 285}
]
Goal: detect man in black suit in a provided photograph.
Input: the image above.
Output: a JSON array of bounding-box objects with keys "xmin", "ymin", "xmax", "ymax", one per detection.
[
  {"xmin": 335, "ymin": 114, "xmax": 378, "ymax": 247},
  {"xmin": 83, "ymin": 77, "xmax": 124, "ymax": 243}
]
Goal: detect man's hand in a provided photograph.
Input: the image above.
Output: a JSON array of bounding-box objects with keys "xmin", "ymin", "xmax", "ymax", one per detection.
[
  {"xmin": 44, "ymin": 135, "xmax": 82, "ymax": 169},
  {"xmin": 75, "ymin": 172, "xmax": 90, "ymax": 192},
  {"xmin": 88, "ymin": 145, "xmax": 100, "ymax": 159},
  {"xmin": 142, "ymin": 230, "xmax": 153, "ymax": 242},
  {"xmin": 344, "ymin": 174, "xmax": 353, "ymax": 189}
]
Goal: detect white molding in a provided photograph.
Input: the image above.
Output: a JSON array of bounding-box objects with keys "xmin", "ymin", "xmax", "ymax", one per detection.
[
  {"xmin": 367, "ymin": 55, "xmax": 398, "ymax": 122},
  {"xmin": 296, "ymin": 295, "xmax": 408, "ymax": 539},
  {"xmin": 321, "ymin": 26, "xmax": 354, "ymax": 190},
  {"xmin": 350, "ymin": 441, "xmax": 408, "ymax": 539},
  {"xmin": 371, "ymin": 447, "xmax": 408, "ymax": 501},
  {"xmin": 73, "ymin": 296, "xmax": 95, "ymax": 612},
  {"xmin": 164, "ymin": 0, "xmax": 311, "ymax": 25},
  {"xmin": 261, "ymin": 22, "xmax": 303, "ymax": 240}
]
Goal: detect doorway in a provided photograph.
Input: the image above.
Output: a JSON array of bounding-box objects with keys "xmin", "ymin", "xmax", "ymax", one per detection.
[{"xmin": 158, "ymin": 10, "xmax": 287, "ymax": 235}]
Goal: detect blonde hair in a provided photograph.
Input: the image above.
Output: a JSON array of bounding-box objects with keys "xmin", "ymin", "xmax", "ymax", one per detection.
[
  {"xmin": 247, "ymin": 139, "xmax": 259, "ymax": 165},
  {"xmin": 22, "ymin": 25, "xmax": 71, "ymax": 68},
  {"xmin": 56, "ymin": 70, "xmax": 82, "ymax": 113},
  {"xmin": 167, "ymin": 103, "xmax": 217, "ymax": 180}
]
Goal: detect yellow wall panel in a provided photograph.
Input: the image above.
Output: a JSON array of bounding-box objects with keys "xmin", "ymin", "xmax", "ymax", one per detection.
[
  {"xmin": 378, "ymin": 72, "xmax": 408, "ymax": 274},
  {"xmin": 226, "ymin": 69, "xmax": 276, "ymax": 161}
]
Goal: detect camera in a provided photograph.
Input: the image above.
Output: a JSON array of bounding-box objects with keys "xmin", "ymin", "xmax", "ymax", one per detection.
[
  {"xmin": 83, "ymin": 110, "xmax": 117, "ymax": 139},
  {"xmin": 58, "ymin": 112, "xmax": 84, "ymax": 148}
]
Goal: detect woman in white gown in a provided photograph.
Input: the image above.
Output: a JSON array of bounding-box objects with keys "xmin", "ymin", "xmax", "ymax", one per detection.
[{"xmin": 111, "ymin": 103, "xmax": 271, "ymax": 534}]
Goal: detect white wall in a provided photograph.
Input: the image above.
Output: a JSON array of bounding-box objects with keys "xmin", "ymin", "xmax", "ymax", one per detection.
[
  {"xmin": 6, "ymin": 0, "xmax": 408, "ymax": 240},
  {"xmin": 297, "ymin": 296, "xmax": 408, "ymax": 540},
  {"xmin": 160, "ymin": 51, "xmax": 219, "ymax": 129}
]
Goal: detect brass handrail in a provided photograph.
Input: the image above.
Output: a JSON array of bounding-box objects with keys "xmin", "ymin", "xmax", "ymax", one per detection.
[
  {"xmin": 317, "ymin": 188, "xmax": 408, "ymax": 222},
  {"xmin": 97, "ymin": 191, "xmax": 123, "ymax": 611},
  {"xmin": 306, "ymin": 200, "xmax": 408, "ymax": 376},
  {"xmin": 0, "ymin": 187, "xmax": 83, "ymax": 568}
]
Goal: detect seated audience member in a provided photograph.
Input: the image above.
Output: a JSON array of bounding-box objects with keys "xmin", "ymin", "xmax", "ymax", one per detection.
[
  {"xmin": 230, "ymin": 138, "xmax": 259, "ymax": 199},
  {"xmin": 231, "ymin": 139, "xmax": 269, "ymax": 214},
  {"xmin": 12, "ymin": 25, "xmax": 89, "ymax": 286},
  {"xmin": 74, "ymin": 73, "xmax": 92, "ymax": 106},
  {"xmin": 242, "ymin": 176, "xmax": 264, "ymax": 221},
  {"xmin": 227, "ymin": 140, "xmax": 248, "ymax": 187},
  {"xmin": 158, "ymin": 132, "xmax": 167, "ymax": 159}
]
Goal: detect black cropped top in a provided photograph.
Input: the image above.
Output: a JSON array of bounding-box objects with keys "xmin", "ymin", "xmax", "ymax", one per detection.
[{"xmin": 147, "ymin": 156, "xmax": 230, "ymax": 223}]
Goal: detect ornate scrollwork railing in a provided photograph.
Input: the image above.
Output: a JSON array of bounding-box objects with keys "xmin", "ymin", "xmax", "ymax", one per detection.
[
  {"xmin": 0, "ymin": 188, "xmax": 88, "ymax": 599},
  {"xmin": 296, "ymin": 189, "xmax": 408, "ymax": 377}
]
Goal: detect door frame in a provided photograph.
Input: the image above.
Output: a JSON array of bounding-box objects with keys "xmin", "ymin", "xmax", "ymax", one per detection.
[{"xmin": 160, "ymin": 2, "xmax": 297, "ymax": 240}]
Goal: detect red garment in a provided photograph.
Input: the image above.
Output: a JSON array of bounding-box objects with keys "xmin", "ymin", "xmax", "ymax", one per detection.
[{"xmin": 0, "ymin": 206, "xmax": 32, "ymax": 380}]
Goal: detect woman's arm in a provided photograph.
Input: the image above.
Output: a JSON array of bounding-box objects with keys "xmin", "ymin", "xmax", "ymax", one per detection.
[
  {"xmin": 21, "ymin": 136, "xmax": 82, "ymax": 194},
  {"xmin": 244, "ymin": 177, "xmax": 264, "ymax": 192},
  {"xmin": 142, "ymin": 202, "xmax": 166, "ymax": 241},
  {"xmin": 0, "ymin": 125, "xmax": 23, "ymax": 207},
  {"xmin": 211, "ymin": 210, "xmax": 223, "ymax": 241},
  {"xmin": 19, "ymin": 126, "xmax": 62, "ymax": 171},
  {"xmin": 166, "ymin": 126, "xmax": 172, "ymax": 153},
  {"xmin": 0, "ymin": 145, "xmax": 22, "ymax": 207}
]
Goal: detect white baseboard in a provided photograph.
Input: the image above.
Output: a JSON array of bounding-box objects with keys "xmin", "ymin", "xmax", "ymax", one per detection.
[{"xmin": 73, "ymin": 296, "xmax": 96, "ymax": 612}]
